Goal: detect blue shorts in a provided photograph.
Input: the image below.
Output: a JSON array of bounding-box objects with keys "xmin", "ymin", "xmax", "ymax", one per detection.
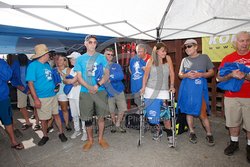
[
  {"xmin": 145, "ymin": 99, "xmax": 161, "ymax": 125},
  {"xmin": 0, "ymin": 98, "xmax": 13, "ymax": 126}
]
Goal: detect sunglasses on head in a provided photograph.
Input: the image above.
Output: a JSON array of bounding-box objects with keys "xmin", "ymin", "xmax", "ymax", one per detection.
[{"xmin": 184, "ymin": 45, "xmax": 194, "ymax": 49}]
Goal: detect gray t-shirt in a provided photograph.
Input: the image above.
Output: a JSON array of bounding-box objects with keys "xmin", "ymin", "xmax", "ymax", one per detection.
[{"xmin": 179, "ymin": 54, "xmax": 214, "ymax": 73}]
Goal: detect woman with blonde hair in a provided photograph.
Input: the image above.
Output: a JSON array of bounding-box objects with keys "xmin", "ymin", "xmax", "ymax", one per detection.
[{"xmin": 56, "ymin": 53, "xmax": 72, "ymax": 131}]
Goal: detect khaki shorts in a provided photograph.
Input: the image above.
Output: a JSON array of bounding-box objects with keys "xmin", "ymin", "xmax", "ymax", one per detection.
[
  {"xmin": 17, "ymin": 89, "xmax": 34, "ymax": 108},
  {"xmin": 37, "ymin": 96, "xmax": 59, "ymax": 120},
  {"xmin": 58, "ymin": 94, "xmax": 68, "ymax": 102},
  {"xmin": 133, "ymin": 92, "xmax": 142, "ymax": 107},
  {"xmin": 79, "ymin": 91, "xmax": 109, "ymax": 121},
  {"xmin": 224, "ymin": 97, "xmax": 250, "ymax": 131},
  {"xmin": 108, "ymin": 92, "xmax": 127, "ymax": 113}
]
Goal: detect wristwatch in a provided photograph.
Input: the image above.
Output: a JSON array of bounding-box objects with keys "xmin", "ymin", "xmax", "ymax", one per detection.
[{"xmin": 244, "ymin": 73, "xmax": 248, "ymax": 80}]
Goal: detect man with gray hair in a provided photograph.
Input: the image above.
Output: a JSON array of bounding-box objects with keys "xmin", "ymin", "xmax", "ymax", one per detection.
[
  {"xmin": 129, "ymin": 44, "xmax": 150, "ymax": 106},
  {"xmin": 217, "ymin": 31, "xmax": 250, "ymax": 163}
]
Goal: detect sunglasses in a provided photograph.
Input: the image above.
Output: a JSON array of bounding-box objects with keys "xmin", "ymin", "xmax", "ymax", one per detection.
[
  {"xmin": 106, "ymin": 53, "xmax": 114, "ymax": 56},
  {"xmin": 88, "ymin": 41, "xmax": 97, "ymax": 44},
  {"xmin": 184, "ymin": 45, "xmax": 194, "ymax": 49}
]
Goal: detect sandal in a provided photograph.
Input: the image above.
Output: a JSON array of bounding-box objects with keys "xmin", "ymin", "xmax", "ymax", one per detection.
[
  {"xmin": 11, "ymin": 143, "xmax": 24, "ymax": 150},
  {"xmin": 21, "ymin": 124, "xmax": 33, "ymax": 130}
]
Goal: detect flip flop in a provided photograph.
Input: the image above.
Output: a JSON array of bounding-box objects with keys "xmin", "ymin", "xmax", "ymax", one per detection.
[
  {"xmin": 21, "ymin": 124, "xmax": 32, "ymax": 130},
  {"xmin": 11, "ymin": 143, "xmax": 24, "ymax": 150}
]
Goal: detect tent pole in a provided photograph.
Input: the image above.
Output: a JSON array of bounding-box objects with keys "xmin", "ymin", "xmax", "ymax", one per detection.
[
  {"xmin": 156, "ymin": 27, "xmax": 161, "ymax": 42},
  {"xmin": 157, "ymin": 0, "xmax": 175, "ymax": 39},
  {"xmin": 114, "ymin": 42, "xmax": 119, "ymax": 64}
]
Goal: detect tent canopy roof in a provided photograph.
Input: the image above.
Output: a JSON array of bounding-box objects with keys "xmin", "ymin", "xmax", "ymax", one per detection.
[{"xmin": 1, "ymin": 0, "xmax": 249, "ymax": 41}]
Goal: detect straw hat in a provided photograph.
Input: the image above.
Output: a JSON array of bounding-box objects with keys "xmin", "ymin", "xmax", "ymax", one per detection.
[{"xmin": 31, "ymin": 44, "xmax": 51, "ymax": 59}]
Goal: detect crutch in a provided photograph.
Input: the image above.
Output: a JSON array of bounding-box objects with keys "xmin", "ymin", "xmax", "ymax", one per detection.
[
  {"xmin": 168, "ymin": 91, "xmax": 176, "ymax": 148},
  {"xmin": 138, "ymin": 95, "xmax": 145, "ymax": 147}
]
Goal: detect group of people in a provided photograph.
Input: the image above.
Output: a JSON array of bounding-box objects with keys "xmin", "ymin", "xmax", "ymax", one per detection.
[{"xmin": 0, "ymin": 31, "xmax": 249, "ymax": 163}]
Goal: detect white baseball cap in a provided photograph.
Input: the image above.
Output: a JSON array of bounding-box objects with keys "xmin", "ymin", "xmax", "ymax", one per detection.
[
  {"xmin": 184, "ymin": 39, "xmax": 198, "ymax": 45},
  {"xmin": 67, "ymin": 52, "xmax": 81, "ymax": 59}
]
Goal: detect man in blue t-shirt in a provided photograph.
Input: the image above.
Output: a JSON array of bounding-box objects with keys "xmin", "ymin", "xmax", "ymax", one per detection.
[
  {"xmin": 26, "ymin": 44, "xmax": 67, "ymax": 146},
  {"xmin": 0, "ymin": 58, "xmax": 24, "ymax": 150},
  {"xmin": 129, "ymin": 44, "xmax": 150, "ymax": 106},
  {"xmin": 74, "ymin": 35, "xmax": 110, "ymax": 151}
]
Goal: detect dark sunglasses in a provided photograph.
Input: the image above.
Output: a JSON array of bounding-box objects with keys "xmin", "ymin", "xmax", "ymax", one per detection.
[
  {"xmin": 88, "ymin": 41, "xmax": 97, "ymax": 44},
  {"xmin": 184, "ymin": 45, "xmax": 193, "ymax": 49}
]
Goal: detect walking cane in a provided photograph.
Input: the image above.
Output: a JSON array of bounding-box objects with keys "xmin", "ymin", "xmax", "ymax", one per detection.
[
  {"xmin": 169, "ymin": 91, "xmax": 176, "ymax": 148},
  {"xmin": 138, "ymin": 95, "xmax": 145, "ymax": 147}
]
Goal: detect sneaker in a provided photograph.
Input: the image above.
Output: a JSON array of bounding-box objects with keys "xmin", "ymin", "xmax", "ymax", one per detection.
[
  {"xmin": 66, "ymin": 125, "xmax": 72, "ymax": 132},
  {"xmin": 246, "ymin": 145, "xmax": 250, "ymax": 163},
  {"xmin": 33, "ymin": 124, "xmax": 41, "ymax": 131},
  {"xmin": 83, "ymin": 141, "xmax": 93, "ymax": 151},
  {"xmin": 47, "ymin": 126, "xmax": 53, "ymax": 133},
  {"xmin": 81, "ymin": 131, "xmax": 87, "ymax": 141},
  {"xmin": 99, "ymin": 139, "xmax": 109, "ymax": 149},
  {"xmin": 38, "ymin": 136, "xmax": 49, "ymax": 146},
  {"xmin": 59, "ymin": 133, "xmax": 68, "ymax": 142},
  {"xmin": 110, "ymin": 125, "xmax": 116, "ymax": 133},
  {"xmin": 167, "ymin": 136, "xmax": 174, "ymax": 147},
  {"xmin": 71, "ymin": 131, "xmax": 81, "ymax": 139},
  {"xmin": 21, "ymin": 123, "xmax": 33, "ymax": 130},
  {"xmin": 153, "ymin": 129, "xmax": 163, "ymax": 141},
  {"xmin": 224, "ymin": 140, "xmax": 239, "ymax": 156},
  {"xmin": 116, "ymin": 126, "xmax": 126, "ymax": 133},
  {"xmin": 30, "ymin": 114, "xmax": 35, "ymax": 119},
  {"xmin": 189, "ymin": 133, "xmax": 197, "ymax": 144},
  {"xmin": 206, "ymin": 135, "xmax": 215, "ymax": 146}
]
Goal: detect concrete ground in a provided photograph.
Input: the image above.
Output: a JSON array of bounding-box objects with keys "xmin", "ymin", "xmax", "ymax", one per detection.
[{"xmin": 0, "ymin": 109, "xmax": 249, "ymax": 167}]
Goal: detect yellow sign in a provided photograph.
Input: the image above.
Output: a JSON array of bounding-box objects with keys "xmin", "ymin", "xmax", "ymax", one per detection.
[{"xmin": 202, "ymin": 35, "xmax": 236, "ymax": 62}]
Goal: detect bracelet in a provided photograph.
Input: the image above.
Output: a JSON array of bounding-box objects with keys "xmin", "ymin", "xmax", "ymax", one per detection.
[{"xmin": 97, "ymin": 82, "xmax": 101, "ymax": 87}]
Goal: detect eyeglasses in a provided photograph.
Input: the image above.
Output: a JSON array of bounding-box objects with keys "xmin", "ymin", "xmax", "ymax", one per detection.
[
  {"xmin": 106, "ymin": 53, "xmax": 114, "ymax": 56},
  {"xmin": 184, "ymin": 45, "xmax": 193, "ymax": 49},
  {"xmin": 88, "ymin": 41, "xmax": 97, "ymax": 45}
]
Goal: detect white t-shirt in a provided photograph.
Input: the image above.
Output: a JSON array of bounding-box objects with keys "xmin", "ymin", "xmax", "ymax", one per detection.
[{"xmin": 67, "ymin": 68, "xmax": 81, "ymax": 99}]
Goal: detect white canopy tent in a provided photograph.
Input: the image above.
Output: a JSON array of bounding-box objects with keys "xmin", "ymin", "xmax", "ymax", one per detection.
[{"xmin": 0, "ymin": 0, "xmax": 249, "ymax": 41}]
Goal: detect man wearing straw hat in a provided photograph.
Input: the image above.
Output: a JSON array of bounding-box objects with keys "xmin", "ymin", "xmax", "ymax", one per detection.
[{"xmin": 26, "ymin": 44, "xmax": 67, "ymax": 146}]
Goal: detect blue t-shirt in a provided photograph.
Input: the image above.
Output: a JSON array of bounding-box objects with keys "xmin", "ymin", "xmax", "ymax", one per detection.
[
  {"xmin": 74, "ymin": 52, "xmax": 108, "ymax": 93},
  {"xmin": 0, "ymin": 59, "xmax": 12, "ymax": 101},
  {"xmin": 26, "ymin": 60, "xmax": 56, "ymax": 98},
  {"xmin": 129, "ymin": 55, "xmax": 146, "ymax": 94},
  {"xmin": 20, "ymin": 66, "xmax": 27, "ymax": 87}
]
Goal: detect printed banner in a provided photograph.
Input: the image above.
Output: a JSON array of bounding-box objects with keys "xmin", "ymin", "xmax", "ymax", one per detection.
[{"xmin": 202, "ymin": 34, "xmax": 236, "ymax": 62}]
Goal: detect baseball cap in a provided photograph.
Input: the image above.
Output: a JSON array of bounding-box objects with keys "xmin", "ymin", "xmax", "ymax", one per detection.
[
  {"xmin": 67, "ymin": 52, "xmax": 81, "ymax": 59},
  {"xmin": 184, "ymin": 39, "xmax": 198, "ymax": 45},
  {"xmin": 85, "ymin": 34, "xmax": 97, "ymax": 42}
]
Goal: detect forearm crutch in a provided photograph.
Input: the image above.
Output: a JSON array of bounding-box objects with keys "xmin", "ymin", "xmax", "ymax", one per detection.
[
  {"xmin": 138, "ymin": 95, "xmax": 145, "ymax": 147},
  {"xmin": 169, "ymin": 91, "xmax": 176, "ymax": 148}
]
